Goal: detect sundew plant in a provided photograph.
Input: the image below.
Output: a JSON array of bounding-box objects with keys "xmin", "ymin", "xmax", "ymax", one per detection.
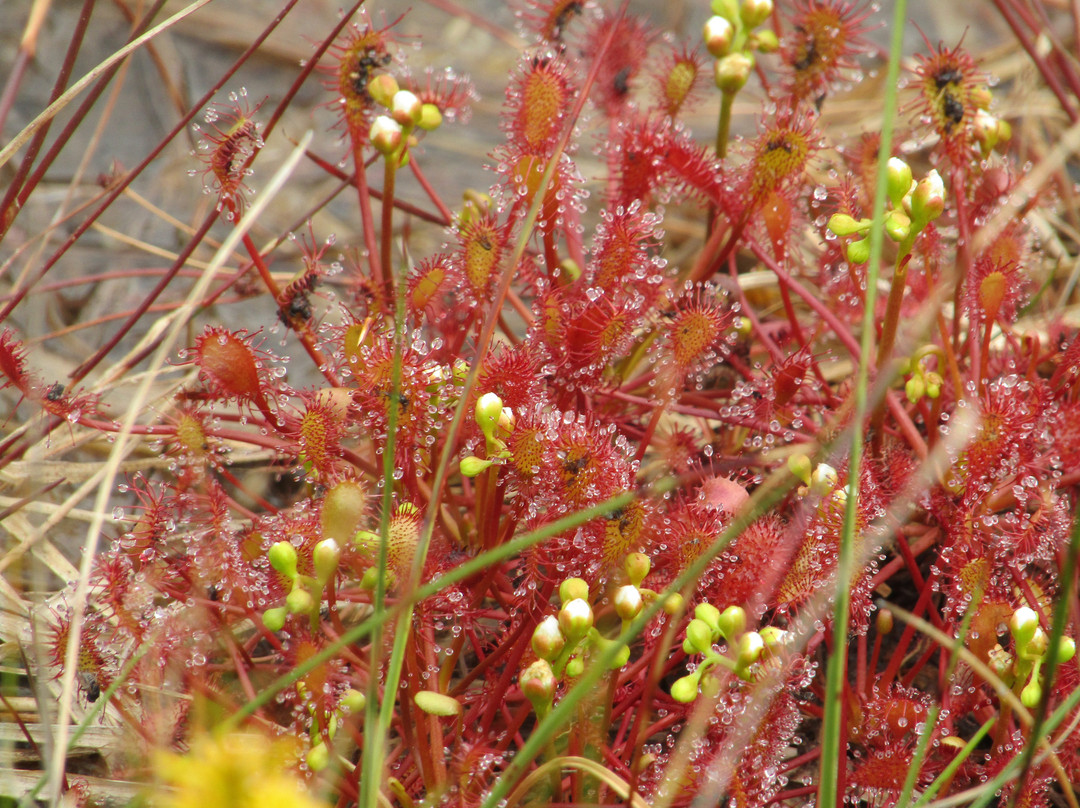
[{"xmin": 2, "ymin": 0, "xmax": 1080, "ymax": 806}]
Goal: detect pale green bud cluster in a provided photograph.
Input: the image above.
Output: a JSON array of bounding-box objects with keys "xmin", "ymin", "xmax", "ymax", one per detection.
[
  {"xmin": 262, "ymin": 535, "xmax": 342, "ymax": 631},
  {"xmin": 460, "ymin": 392, "xmax": 515, "ymax": 477},
  {"xmin": 366, "ymin": 72, "xmax": 443, "ymax": 163},
  {"xmin": 787, "ymin": 454, "xmax": 839, "ymax": 497},
  {"xmin": 703, "ymin": 0, "xmax": 775, "ymax": 94},
  {"xmin": 900, "ymin": 346, "xmax": 945, "ymax": 404},
  {"xmin": 828, "ymin": 158, "xmax": 946, "ymax": 265},
  {"xmin": 671, "ymin": 603, "xmax": 781, "ymax": 702},
  {"xmin": 988, "ymin": 606, "xmax": 1078, "ymax": 709}
]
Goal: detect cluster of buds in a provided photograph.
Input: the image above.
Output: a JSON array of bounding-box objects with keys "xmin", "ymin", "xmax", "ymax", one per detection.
[
  {"xmin": 703, "ymin": 0, "xmax": 777, "ymax": 94},
  {"xmin": 303, "ymin": 685, "xmax": 367, "ymax": 771},
  {"xmin": 899, "ymin": 345, "xmax": 945, "ymax": 403},
  {"xmin": 366, "ymin": 73, "xmax": 442, "ymax": 161},
  {"xmin": 460, "ymin": 392, "xmax": 514, "ymax": 477},
  {"xmin": 828, "ymin": 158, "xmax": 946, "ymax": 264},
  {"xmin": 989, "ymin": 606, "xmax": 1077, "ymax": 709},
  {"xmin": 787, "ymin": 455, "xmax": 839, "ymax": 499},
  {"xmin": 671, "ymin": 604, "xmax": 789, "ymax": 702},
  {"xmin": 262, "ymin": 537, "xmax": 341, "ymax": 630}
]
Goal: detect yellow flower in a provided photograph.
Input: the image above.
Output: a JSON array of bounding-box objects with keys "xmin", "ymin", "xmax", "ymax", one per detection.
[{"xmin": 153, "ymin": 731, "xmax": 328, "ymax": 808}]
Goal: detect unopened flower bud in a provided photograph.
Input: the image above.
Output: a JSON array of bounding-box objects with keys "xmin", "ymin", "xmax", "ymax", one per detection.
[
  {"xmin": 695, "ymin": 603, "xmax": 722, "ymax": 632},
  {"xmin": 476, "ymin": 392, "xmax": 503, "ymax": 442},
  {"xmin": 988, "ymin": 643, "xmax": 1013, "ymax": 678},
  {"xmin": 905, "ymin": 375, "xmax": 926, "ymax": 404},
  {"xmin": 663, "ymin": 592, "xmax": 685, "ymax": 616},
  {"xmin": 460, "ymin": 456, "xmax": 494, "ymax": 477},
  {"xmin": 417, "ymin": 103, "xmax": 443, "ymax": 131},
  {"xmin": 367, "ymin": 73, "xmax": 399, "ymax": 107},
  {"xmin": 307, "ymin": 741, "xmax": 330, "ymax": 772},
  {"xmin": 759, "ymin": 626, "xmax": 790, "ymax": 648},
  {"xmin": 269, "ymin": 541, "xmax": 298, "ymax": 579},
  {"xmin": 625, "ymin": 552, "xmax": 651, "ymax": 586},
  {"xmin": 262, "ymin": 606, "xmax": 287, "ymax": 632},
  {"xmin": 717, "ymin": 604, "xmax": 747, "ymax": 641},
  {"xmin": 614, "ymin": 585, "xmax": 643, "ymax": 620},
  {"xmin": 736, "ymin": 630, "xmax": 765, "ymax": 669},
  {"xmin": 787, "ymin": 453, "xmax": 812, "ymax": 486},
  {"xmin": 714, "ymin": 52, "xmax": 754, "ymax": 93},
  {"xmin": 1027, "ymin": 627, "xmax": 1049, "ymax": 658},
  {"xmin": 910, "ymin": 169, "xmax": 945, "ymax": 224},
  {"xmin": 531, "ymin": 615, "xmax": 566, "ymax": 661},
  {"xmin": 670, "ymin": 674, "xmax": 700, "ymax": 703},
  {"xmin": 703, "ymin": 16, "xmax": 734, "ymax": 58},
  {"xmin": 286, "ymin": 586, "xmax": 315, "ymax": 615},
  {"xmin": 752, "ymin": 29, "xmax": 779, "ymax": 53},
  {"xmin": 341, "ymin": 689, "xmax": 366, "ymax": 713},
  {"xmin": 846, "ymin": 237, "xmax": 870, "ymax": 264},
  {"xmin": 886, "ymin": 157, "xmax": 913, "ymax": 209},
  {"xmin": 558, "ymin": 598, "xmax": 594, "ymax": 639},
  {"xmin": 686, "ymin": 618, "xmax": 715, "ymax": 654},
  {"xmin": 559, "ymin": 578, "xmax": 589, "ymax": 605},
  {"xmin": 740, "ymin": 0, "xmax": 773, "ymax": 28},
  {"xmin": 520, "ymin": 659, "xmax": 556, "ymax": 709},
  {"xmin": 565, "ymin": 656, "xmax": 584, "ymax": 677},
  {"xmin": 313, "ymin": 538, "xmax": 341, "ymax": 586},
  {"xmin": 884, "ymin": 210, "xmax": 911, "ymax": 242},
  {"xmin": 414, "ymin": 690, "xmax": 462, "ymax": 716},
  {"xmin": 1020, "ymin": 676, "xmax": 1042, "ymax": 709},
  {"xmin": 1010, "ymin": 606, "xmax": 1039, "ymax": 648},
  {"xmin": 370, "ymin": 116, "xmax": 403, "ymax": 155},
  {"xmin": 1055, "ymin": 636, "xmax": 1077, "ymax": 664},
  {"xmin": 391, "ymin": 90, "xmax": 423, "ymax": 126},
  {"xmin": 810, "ymin": 463, "xmax": 839, "ymax": 496},
  {"xmin": 827, "ymin": 213, "xmax": 870, "ymax": 237},
  {"xmin": 711, "ymin": 0, "xmax": 740, "ymax": 20}
]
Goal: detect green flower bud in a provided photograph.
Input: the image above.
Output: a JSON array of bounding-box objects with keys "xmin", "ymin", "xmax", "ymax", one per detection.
[
  {"xmin": 752, "ymin": 29, "xmax": 779, "ymax": 53},
  {"xmin": 313, "ymin": 538, "xmax": 341, "ymax": 586},
  {"xmin": 625, "ymin": 552, "xmax": 651, "ymax": 586},
  {"xmin": 827, "ymin": 213, "xmax": 871, "ymax": 237},
  {"xmin": 414, "ymin": 690, "xmax": 462, "ymax": 716},
  {"xmin": 1020, "ymin": 676, "xmax": 1042, "ymax": 709},
  {"xmin": 306, "ymin": 741, "xmax": 330, "ymax": 772},
  {"xmin": 476, "ymin": 392, "xmax": 503, "ymax": 442},
  {"xmin": 391, "ymin": 90, "xmax": 423, "ymax": 127},
  {"xmin": 1055, "ymin": 636, "xmax": 1077, "ymax": 664},
  {"xmin": 717, "ymin": 605, "xmax": 747, "ymax": 641},
  {"xmin": 703, "ymin": 16, "xmax": 734, "ymax": 58},
  {"xmin": 736, "ymin": 631, "xmax": 765, "ymax": 669},
  {"xmin": 988, "ymin": 643, "xmax": 1014, "ymax": 679},
  {"xmin": 367, "ymin": 73, "xmax": 399, "ymax": 107},
  {"xmin": 286, "ymin": 586, "xmax": 315, "ymax": 615},
  {"xmin": 886, "ymin": 157, "xmax": 913, "ymax": 209},
  {"xmin": 759, "ymin": 626, "xmax": 790, "ymax": 648},
  {"xmin": 740, "ymin": 0, "xmax": 773, "ymax": 28},
  {"xmin": 559, "ymin": 578, "xmax": 590, "ymax": 605},
  {"xmin": 711, "ymin": 0, "xmax": 740, "ymax": 20},
  {"xmin": 614, "ymin": 585, "xmax": 643, "ymax": 620},
  {"xmin": 565, "ymin": 656, "xmax": 584, "ymax": 678},
  {"xmin": 714, "ymin": 52, "xmax": 754, "ymax": 93},
  {"xmin": 460, "ymin": 456, "xmax": 494, "ymax": 477},
  {"xmin": 559, "ymin": 258, "xmax": 582, "ymax": 281},
  {"xmin": 670, "ymin": 674, "xmax": 700, "ymax": 703},
  {"xmin": 695, "ymin": 603, "xmax": 722, "ymax": 631},
  {"xmin": 341, "ymin": 689, "xmax": 366, "ymax": 713},
  {"xmin": 884, "ymin": 210, "xmax": 911, "ymax": 242},
  {"xmin": 417, "ymin": 103, "xmax": 443, "ymax": 131},
  {"xmin": 905, "ymin": 375, "xmax": 926, "ymax": 404},
  {"xmin": 262, "ymin": 606, "xmax": 287, "ymax": 632},
  {"xmin": 558, "ymin": 598, "xmax": 594, "ymax": 640},
  {"xmin": 663, "ymin": 592, "xmax": 685, "ymax": 616},
  {"xmin": 360, "ymin": 566, "xmax": 380, "ymax": 590},
  {"xmin": 520, "ymin": 659, "xmax": 556, "ymax": 709},
  {"xmin": 810, "ymin": 463, "xmax": 839, "ymax": 496},
  {"xmin": 268, "ymin": 541, "xmax": 298, "ymax": 579},
  {"xmin": 370, "ymin": 115, "xmax": 404, "ymax": 156},
  {"xmin": 787, "ymin": 453, "xmax": 813, "ymax": 486},
  {"xmin": 1010, "ymin": 606, "xmax": 1039, "ymax": 648},
  {"xmin": 1027, "ymin": 627, "xmax": 1049, "ymax": 658},
  {"xmin": 910, "ymin": 169, "xmax": 945, "ymax": 225},
  {"xmin": 846, "ymin": 237, "xmax": 871, "ymax": 264},
  {"xmin": 875, "ymin": 608, "xmax": 894, "ymax": 635},
  {"xmin": 686, "ymin": 618, "xmax": 715, "ymax": 654},
  {"xmin": 531, "ymin": 615, "xmax": 566, "ymax": 661}
]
